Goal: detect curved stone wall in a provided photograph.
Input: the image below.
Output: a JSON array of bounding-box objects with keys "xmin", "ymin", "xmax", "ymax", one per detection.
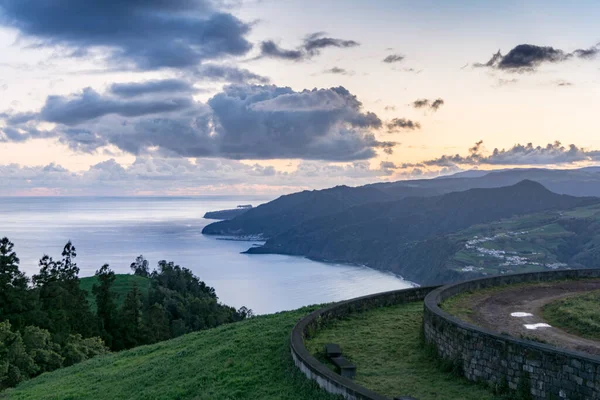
[
  {"xmin": 423, "ymin": 268, "xmax": 600, "ymax": 400},
  {"xmin": 291, "ymin": 286, "xmax": 438, "ymax": 400}
]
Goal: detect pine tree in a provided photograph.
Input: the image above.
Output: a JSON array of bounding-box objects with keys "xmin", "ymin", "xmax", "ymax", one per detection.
[
  {"xmin": 130, "ymin": 255, "xmax": 150, "ymax": 277},
  {"xmin": 32, "ymin": 242, "xmax": 95, "ymax": 343},
  {"xmin": 92, "ymin": 264, "xmax": 117, "ymax": 348},
  {"xmin": 119, "ymin": 286, "xmax": 144, "ymax": 349},
  {"xmin": 0, "ymin": 238, "xmax": 30, "ymax": 330}
]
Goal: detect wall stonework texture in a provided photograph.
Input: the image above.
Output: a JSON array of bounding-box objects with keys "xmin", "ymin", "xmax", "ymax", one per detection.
[
  {"xmin": 290, "ymin": 286, "xmax": 438, "ymax": 400},
  {"xmin": 423, "ymin": 269, "xmax": 600, "ymax": 400}
]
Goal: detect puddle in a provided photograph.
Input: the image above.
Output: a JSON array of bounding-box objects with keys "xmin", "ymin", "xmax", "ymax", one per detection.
[
  {"xmin": 524, "ymin": 323, "xmax": 551, "ymax": 330},
  {"xmin": 511, "ymin": 312, "xmax": 533, "ymax": 317}
]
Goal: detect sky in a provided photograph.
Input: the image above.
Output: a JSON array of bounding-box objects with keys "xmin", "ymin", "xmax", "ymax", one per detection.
[{"xmin": 0, "ymin": 0, "xmax": 599, "ymax": 196}]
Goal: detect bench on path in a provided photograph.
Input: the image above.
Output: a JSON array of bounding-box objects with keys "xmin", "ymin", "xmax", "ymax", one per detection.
[{"xmin": 323, "ymin": 343, "xmax": 356, "ymax": 379}]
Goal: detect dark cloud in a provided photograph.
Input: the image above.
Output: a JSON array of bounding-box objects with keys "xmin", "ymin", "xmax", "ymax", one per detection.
[
  {"xmin": 430, "ymin": 99, "xmax": 444, "ymax": 111},
  {"xmin": 475, "ymin": 43, "xmax": 600, "ymax": 71},
  {"xmin": 1, "ymin": 84, "xmax": 394, "ymax": 161},
  {"xmin": 411, "ymin": 98, "xmax": 444, "ymax": 111},
  {"xmin": 40, "ymin": 88, "xmax": 194, "ymax": 125},
  {"xmin": 379, "ymin": 161, "xmax": 398, "ymax": 169},
  {"xmin": 303, "ymin": 32, "xmax": 359, "ymax": 56},
  {"xmin": 0, "ymin": 0, "xmax": 253, "ymax": 71},
  {"xmin": 412, "ymin": 99, "xmax": 430, "ymax": 109},
  {"xmin": 323, "ymin": 67, "xmax": 353, "ymax": 75},
  {"xmin": 405, "ymin": 141, "xmax": 600, "ymax": 168},
  {"xmin": 109, "ymin": 79, "xmax": 196, "ymax": 98},
  {"xmin": 195, "ymin": 64, "xmax": 269, "ymax": 83},
  {"xmin": 383, "ymin": 54, "xmax": 404, "ymax": 63},
  {"xmin": 259, "ymin": 32, "xmax": 359, "ymax": 61},
  {"xmin": 259, "ymin": 40, "xmax": 304, "ymax": 61},
  {"xmin": 386, "ymin": 118, "xmax": 421, "ymax": 132},
  {"xmin": 384, "ymin": 105, "xmax": 396, "ymax": 111},
  {"xmin": 573, "ymin": 45, "xmax": 600, "ymax": 59}
]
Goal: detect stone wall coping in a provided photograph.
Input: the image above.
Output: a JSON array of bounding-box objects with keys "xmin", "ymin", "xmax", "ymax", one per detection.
[
  {"xmin": 424, "ymin": 268, "xmax": 600, "ymax": 364},
  {"xmin": 291, "ymin": 286, "xmax": 439, "ymax": 400}
]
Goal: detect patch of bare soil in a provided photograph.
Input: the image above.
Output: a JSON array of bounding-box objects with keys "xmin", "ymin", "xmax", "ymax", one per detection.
[{"xmin": 467, "ymin": 279, "xmax": 600, "ymax": 355}]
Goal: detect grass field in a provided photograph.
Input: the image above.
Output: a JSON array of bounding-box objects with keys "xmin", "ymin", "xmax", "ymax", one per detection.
[
  {"xmin": 79, "ymin": 274, "xmax": 151, "ymax": 309},
  {"xmin": 543, "ymin": 290, "xmax": 600, "ymax": 341},
  {"xmin": 2, "ymin": 306, "xmax": 339, "ymax": 400},
  {"xmin": 305, "ymin": 302, "xmax": 500, "ymax": 400}
]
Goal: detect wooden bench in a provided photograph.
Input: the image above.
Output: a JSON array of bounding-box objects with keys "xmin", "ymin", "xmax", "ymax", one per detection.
[
  {"xmin": 324, "ymin": 343, "xmax": 342, "ymax": 358},
  {"xmin": 323, "ymin": 343, "xmax": 357, "ymax": 379},
  {"xmin": 330, "ymin": 356, "xmax": 356, "ymax": 379}
]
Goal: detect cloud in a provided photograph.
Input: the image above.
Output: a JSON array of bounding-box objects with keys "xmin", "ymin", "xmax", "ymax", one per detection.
[
  {"xmin": 37, "ymin": 88, "xmax": 194, "ymax": 125},
  {"xmin": 0, "ymin": 157, "xmax": 399, "ymax": 196},
  {"xmin": 323, "ymin": 67, "xmax": 354, "ymax": 75},
  {"xmin": 495, "ymin": 78, "xmax": 519, "ymax": 87},
  {"xmin": 259, "ymin": 40, "xmax": 304, "ymax": 61},
  {"xmin": 411, "ymin": 98, "xmax": 444, "ymax": 111},
  {"xmin": 109, "ymin": 79, "xmax": 197, "ymax": 98},
  {"xmin": 386, "ymin": 118, "xmax": 421, "ymax": 132},
  {"xmin": 383, "ymin": 54, "xmax": 404, "ymax": 63},
  {"xmin": 1, "ymin": 84, "xmax": 394, "ymax": 161},
  {"xmin": 475, "ymin": 43, "xmax": 600, "ymax": 71},
  {"xmin": 430, "ymin": 99, "xmax": 444, "ymax": 111},
  {"xmin": 0, "ymin": 0, "xmax": 253, "ymax": 71},
  {"xmin": 556, "ymin": 80, "xmax": 573, "ymax": 87},
  {"xmin": 404, "ymin": 141, "xmax": 600, "ymax": 168},
  {"xmin": 259, "ymin": 32, "xmax": 359, "ymax": 61},
  {"xmin": 195, "ymin": 64, "xmax": 269, "ymax": 84},
  {"xmin": 303, "ymin": 32, "xmax": 359, "ymax": 56}
]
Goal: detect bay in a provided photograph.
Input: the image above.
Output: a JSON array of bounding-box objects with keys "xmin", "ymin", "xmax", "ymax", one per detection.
[{"xmin": 0, "ymin": 196, "xmax": 413, "ymax": 314}]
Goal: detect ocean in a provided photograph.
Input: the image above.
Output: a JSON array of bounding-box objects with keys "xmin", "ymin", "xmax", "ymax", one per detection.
[{"xmin": 0, "ymin": 196, "xmax": 413, "ymax": 314}]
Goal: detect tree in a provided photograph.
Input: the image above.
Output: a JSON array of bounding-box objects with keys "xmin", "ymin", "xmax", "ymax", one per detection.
[
  {"xmin": 130, "ymin": 255, "xmax": 150, "ymax": 277},
  {"xmin": 0, "ymin": 238, "xmax": 30, "ymax": 330},
  {"xmin": 236, "ymin": 306, "xmax": 254, "ymax": 320},
  {"xmin": 21, "ymin": 326, "xmax": 63, "ymax": 373},
  {"xmin": 61, "ymin": 334, "xmax": 109, "ymax": 367},
  {"xmin": 32, "ymin": 242, "xmax": 95, "ymax": 343},
  {"xmin": 92, "ymin": 264, "xmax": 117, "ymax": 348},
  {"xmin": 0, "ymin": 321, "xmax": 36, "ymax": 389},
  {"xmin": 119, "ymin": 286, "xmax": 144, "ymax": 349},
  {"xmin": 144, "ymin": 303, "xmax": 170, "ymax": 343}
]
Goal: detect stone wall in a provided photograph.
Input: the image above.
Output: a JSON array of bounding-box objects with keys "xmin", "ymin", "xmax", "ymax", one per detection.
[
  {"xmin": 290, "ymin": 286, "xmax": 438, "ymax": 400},
  {"xmin": 423, "ymin": 269, "xmax": 600, "ymax": 400}
]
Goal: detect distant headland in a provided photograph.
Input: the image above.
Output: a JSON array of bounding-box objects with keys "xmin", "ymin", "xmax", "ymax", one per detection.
[{"xmin": 204, "ymin": 205, "xmax": 253, "ymax": 220}]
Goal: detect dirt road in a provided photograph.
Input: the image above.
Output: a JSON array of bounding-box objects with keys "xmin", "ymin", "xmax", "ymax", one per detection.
[{"xmin": 466, "ymin": 279, "xmax": 600, "ymax": 355}]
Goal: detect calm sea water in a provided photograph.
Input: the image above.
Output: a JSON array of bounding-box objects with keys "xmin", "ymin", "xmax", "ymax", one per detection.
[{"xmin": 0, "ymin": 196, "xmax": 413, "ymax": 314}]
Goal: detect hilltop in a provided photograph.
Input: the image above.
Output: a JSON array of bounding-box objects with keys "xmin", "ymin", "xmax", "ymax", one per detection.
[
  {"xmin": 247, "ymin": 181, "xmax": 599, "ymax": 284},
  {"xmin": 203, "ymin": 167, "xmax": 600, "ymax": 241},
  {"xmin": 79, "ymin": 274, "xmax": 150, "ymax": 309}
]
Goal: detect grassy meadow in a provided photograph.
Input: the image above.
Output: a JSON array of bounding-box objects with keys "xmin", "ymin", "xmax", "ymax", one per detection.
[
  {"xmin": 305, "ymin": 301, "xmax": 501, "ymax": 400},
  {"xmin": 2, "ymin": 306, "xmax": 339, "ymax": 400},
  {"xmin": 543, "ymin": 290, "xmax": 600, "ymax": 341}
]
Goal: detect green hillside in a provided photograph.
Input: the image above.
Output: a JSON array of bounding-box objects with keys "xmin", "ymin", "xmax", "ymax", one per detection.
[
  {"xmin": 446, "ymin": 202, "xmax": 600, "ymax": 278},
  {"xmin": 2, "ymin": 307, "xmax": 337, "ymax": 400},
  {"xmin": 79, "ymin": 274, "xmax": 151, "ymax": 309}
]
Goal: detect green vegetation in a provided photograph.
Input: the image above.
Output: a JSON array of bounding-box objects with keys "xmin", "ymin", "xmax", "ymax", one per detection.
[
  {"xmin": 2, "ymin": 307, "xmax": 338, "ymax": 400},
  {"xmin": 79, "ymin": 274, "xmax": 150, "ymax": 309},
  {"xmin": 244, "ymin": 181, "xmax": 599, "ymax": 285},
  {"xmin": 305, "ymin": 302, "xmax": 500, "ymax": 400},
  {"xmin": 447, "ymin": 203, "xmax": 600, "ymax": 278},
  {"xmin": 543, "ymin": 290, "xmax": 600, "ymax": 341},
  {"xmin": 0, "ymin": 238, "xmax": 250, "ymax": 391}
]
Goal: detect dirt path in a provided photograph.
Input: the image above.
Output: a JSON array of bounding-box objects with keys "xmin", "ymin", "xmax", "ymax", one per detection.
[{"xmin": 467, "ymin": 279, "xmax": 600, "ymax": 355}]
